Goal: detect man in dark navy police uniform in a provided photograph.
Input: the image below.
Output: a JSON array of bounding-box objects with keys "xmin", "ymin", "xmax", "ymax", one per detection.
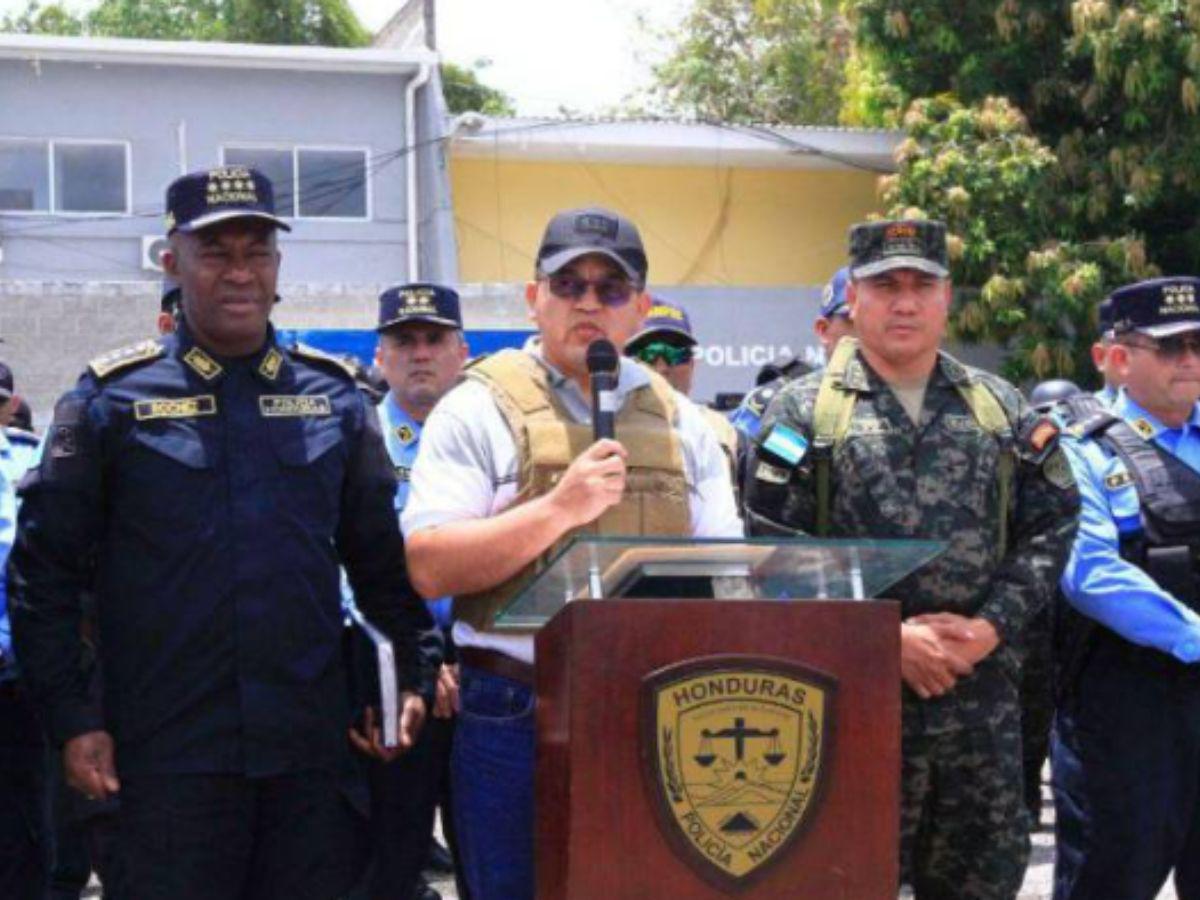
[{"xmin": 9, "ymin": 166, "xmax": 440, "ymax": 900}]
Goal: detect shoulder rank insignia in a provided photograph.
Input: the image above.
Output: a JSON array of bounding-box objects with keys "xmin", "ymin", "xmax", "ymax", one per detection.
[
  {"xmin": 760, "ymin": 423, "xmax": 809, "ymax": 468},
  {"xmin": 89, "ymin": 340, "xmax": 164, "ymax": 380},
  {"xmin": 289, "ymin": 343, "xmax": 357, "ymax": 381}
]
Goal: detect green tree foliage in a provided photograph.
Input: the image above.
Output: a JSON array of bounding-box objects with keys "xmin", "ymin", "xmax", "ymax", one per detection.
[
  {"xmin": 881, "ymin": 95, "xmax": 1155, "ymax": 383},
  {"xmin": 442, "ymin": 61, "xmax": 516, "ymax": 116},
  {"xmin": 852, "ymin": 0, "xmax": 1200, "ymax": 380},
  {"xmin": 650, "ymin": 0, "xmax": 850, "ymax": 124},
  {"xmin": 3, "ymin": 0, "xmax": 370, "ymax": 46}
]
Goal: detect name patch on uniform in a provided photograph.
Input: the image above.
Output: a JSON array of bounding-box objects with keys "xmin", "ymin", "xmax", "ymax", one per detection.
[
  {"xmin": 133, "ymin": 395, "xmax": 217, "ymax": 421},
  {"xmin": 761, "ymin": 424, "xmax": 809, "ymax": 467},
  {"xmin": 848, "ymin": 417, "xmax": 895, "ymax": 437},
  {"xmin": 259, "ymin": 395, "xmax": 332, "ymax": 418}
]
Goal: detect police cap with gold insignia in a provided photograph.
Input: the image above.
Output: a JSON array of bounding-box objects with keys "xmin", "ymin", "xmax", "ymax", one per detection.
[
  {"xmin": 848, "ymin": 219, "xmax": 949, "ymax": 280},
  {"xmin": 1110, "ymin": 276, "xmax": 1200, "ymax": 339},
  {"xmin": 536, "ymin": 206, "xmax": 648, "ymax": 285},
  {"xmin": 1097, "ymin": 297, "xmax": 1114, "ymax": 337},
  {"xmin": 165, "ymin": 166, "xmax": 291, "ymax": 235},
  {"xmin": 376, "ymin": 283, "xmax": 462, "ymax": 332}
]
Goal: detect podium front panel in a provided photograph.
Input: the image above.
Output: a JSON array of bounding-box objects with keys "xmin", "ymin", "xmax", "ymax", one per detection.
[{"xmin": 536, "ymin": 599, "xmax": 900, "ymax": 900}]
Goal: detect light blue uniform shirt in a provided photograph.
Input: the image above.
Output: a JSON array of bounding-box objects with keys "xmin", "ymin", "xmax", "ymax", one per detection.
[
  {"xmin": 376, "ymin": 394, "xmax": 453, "ymax": 629},
  {"xmin": 1060, "ymin": 391, "xmax": 1200, "ymax": 662},
  {"xmin": 0, "ymin": 429, "xmax": 39, "ymax": 681}
]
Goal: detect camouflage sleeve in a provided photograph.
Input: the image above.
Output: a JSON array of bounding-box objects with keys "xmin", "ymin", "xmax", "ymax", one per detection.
[
  {"xmin": 977, "ymin": 385, "xmax": 1080, "ymax": 642},
  {"xmin": 741, "ymin": 381, "xmax": 818, "ymax": 537}
]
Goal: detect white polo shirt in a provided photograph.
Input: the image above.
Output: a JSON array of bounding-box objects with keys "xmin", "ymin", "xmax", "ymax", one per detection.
[{"xmin": 402, "ymin": 342, "xmax": 744, "ymax": 662}]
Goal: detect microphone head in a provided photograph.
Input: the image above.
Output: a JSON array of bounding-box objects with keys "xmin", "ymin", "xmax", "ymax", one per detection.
[{"xmin": 586, "ymin": 338, "xmax": 620, "ymax": 375}]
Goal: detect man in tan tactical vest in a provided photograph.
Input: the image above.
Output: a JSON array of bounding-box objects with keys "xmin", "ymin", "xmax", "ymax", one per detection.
[
  {"xmin": 624, "ymin": 296, "xmax": 740, "ymax": 481},
  {"xmin": 403, "ymin": 206, "xmax": 742, "ymax": 900}
]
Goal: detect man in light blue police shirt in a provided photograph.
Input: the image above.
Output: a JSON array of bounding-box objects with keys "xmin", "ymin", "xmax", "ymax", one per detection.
[
  {"xmin": 1053, "ymin": 275, "xmax": 1200, "ymax": 900},
  {"xmin": 352, "ymin": 283, "xmax": 468, "ymax": 900},
  {"xmin": 0, "ymin": 362, "xmax": 51, "ymax": 898}
]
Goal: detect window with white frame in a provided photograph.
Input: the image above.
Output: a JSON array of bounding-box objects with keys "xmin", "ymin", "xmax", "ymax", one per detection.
[
  {"xmin": 0, "ymin": 139, "xmax": 129, "ymax": 214},
  {"xmin": 222, "ymin": 146, "xmax": 369, "ymax": 220}
]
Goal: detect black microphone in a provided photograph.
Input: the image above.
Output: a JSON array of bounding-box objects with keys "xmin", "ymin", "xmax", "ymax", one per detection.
[{"xmin": 587, "ymin": 339, "xmax": 620, "ymax": 441}]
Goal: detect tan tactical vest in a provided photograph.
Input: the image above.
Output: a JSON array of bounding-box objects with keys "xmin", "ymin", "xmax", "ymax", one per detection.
[{"xmin": 454, "ymin": 350, "xmax": 691, "ymax": 631}]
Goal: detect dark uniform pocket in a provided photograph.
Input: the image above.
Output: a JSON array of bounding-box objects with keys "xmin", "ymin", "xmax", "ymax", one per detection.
[
  {"xmin": 268, "ymin": 418, "xmax": 347, "ymax": 530},
  {"xmin": 118, "ymin": 422, "xmax": 220, "ymax": 535}
]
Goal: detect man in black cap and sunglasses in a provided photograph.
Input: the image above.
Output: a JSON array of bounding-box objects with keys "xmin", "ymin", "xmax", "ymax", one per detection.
[
  {"xmin": 625, "ymin": 297, "xmax": 739, "ymax": 481},
  {"xmin": 10, "ymin": 166, "xmax": 440, "ymax": 899},
  {"xmin": 403, "ymin": 205, "xmax": 742, "ymax": 900},
  {"xmin": 1053, "ymin": 276, "xmax": 1200, "ymax": 900}
]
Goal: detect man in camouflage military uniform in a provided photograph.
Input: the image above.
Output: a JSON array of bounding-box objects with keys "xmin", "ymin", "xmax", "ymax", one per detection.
[{"xmin": 744, "ymin": 220, "xmax": 1079, "ymax": 899}]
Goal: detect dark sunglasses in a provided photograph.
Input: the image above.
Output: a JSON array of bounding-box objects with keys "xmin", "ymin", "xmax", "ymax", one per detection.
[
  {"xmin": 635, "ymin": 341, "xmax": 692, "ymax": 366},
  {"xmin": 545, "ymin": 272, "xmax": 637, "ymax": 307},
  {"xmin": 1122, "ymin": 333, "xmax": 1200, "ymax": 361}
]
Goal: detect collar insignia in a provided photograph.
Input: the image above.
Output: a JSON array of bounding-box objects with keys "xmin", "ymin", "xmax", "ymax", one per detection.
[
  {"xmin": 183, "ymin": 347, "xmax": 223, "ymax": 381},
  {"xmin": 258, "ymin": 348, "xmax": 284, "ymax": 382}
]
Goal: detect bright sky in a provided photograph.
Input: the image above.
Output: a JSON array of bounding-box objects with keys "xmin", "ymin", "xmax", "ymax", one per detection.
[{"xmin": 0, "ymin": 0, "xmax": 691, "ymax": 115}]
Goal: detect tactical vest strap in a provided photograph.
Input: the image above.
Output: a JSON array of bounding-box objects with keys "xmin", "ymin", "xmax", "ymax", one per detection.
[
  {"xmin": 810, "ymin": 341, "xmax": 1016, "ymax": 554},
  {"xmin": 811, "ymin": 338, "xmax": 860, "ymax": 537},
  {"xmin": 467, "ymin": 350, "xmax": 556, "ymax": 416},
  {"xmin": 956, "ymin": 380, "xmax": 1015, "ymax": 560}
]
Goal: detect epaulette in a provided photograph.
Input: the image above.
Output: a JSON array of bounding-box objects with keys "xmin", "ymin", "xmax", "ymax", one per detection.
[
  {"xmin": 1066, "ymin": 408, "xmax": 1117, "ymax": 440},
  {"xmin": 289, "ymin": 343, "xmax": 358, "ymax": 381},
  {"xmin": 88, "ymin": 339, "xmax": 164, "ymax": 380}
]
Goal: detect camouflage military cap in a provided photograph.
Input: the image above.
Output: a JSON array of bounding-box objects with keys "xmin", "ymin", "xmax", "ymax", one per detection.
[{"xmin": 848, "ymin": 219, "xmax": 949, "ymax": 280}]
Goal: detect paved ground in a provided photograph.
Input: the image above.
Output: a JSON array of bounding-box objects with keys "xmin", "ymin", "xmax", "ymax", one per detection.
[{"xmin": 84, "ymin": 772, "xmax": 1182, "ymax": 898}]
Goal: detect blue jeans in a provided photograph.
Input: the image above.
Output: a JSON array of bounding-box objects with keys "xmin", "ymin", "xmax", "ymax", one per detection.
[{"xmin": 451, "ymin": 665, "xmax": 534, "ymax": 900}]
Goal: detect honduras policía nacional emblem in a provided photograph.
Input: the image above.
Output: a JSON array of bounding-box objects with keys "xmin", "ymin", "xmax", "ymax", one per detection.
[{"xmin": 641, "ymin": 656, "xmax": 835, "ymax": 891}]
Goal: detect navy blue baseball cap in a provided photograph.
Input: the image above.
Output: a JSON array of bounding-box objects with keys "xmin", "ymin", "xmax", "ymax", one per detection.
[
  {"xmin": 1110, "ymin": 276, "xmax": 1200, "ymax": 339},
  {"xmin": 1097, "ymin": 297, "xmax": 1114, "ymax": 337},
  {"xmin": 819, "ymin": 267, "xmax": 850, "ymax": 318},
  {"xmin": 377, "ymin": 283, "xmax": 462, "ymax": 332},
  {"xmin": 626, "ymin": 298, "xmax": 697, "ymax": 349},
  {"xmin": 165, "ymin": 166, "xmax": 291, "ymax": 235}
]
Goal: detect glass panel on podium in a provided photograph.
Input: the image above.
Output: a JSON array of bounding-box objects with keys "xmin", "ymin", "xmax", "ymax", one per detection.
[{"xmin": 493, "ymin": 536, "xmax": 946, "ymax": 631}]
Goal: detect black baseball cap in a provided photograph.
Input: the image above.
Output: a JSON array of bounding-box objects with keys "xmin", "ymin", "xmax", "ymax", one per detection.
[
  {"xmin": 165, "ymin": 166, "xmax": 291, "ymax": 236},
  {"xmin": 1110, "ymin": 276, "xmax": 1200, "ymax": 338},
  {"xmin": 536, "ymin": 207, "xmax": 648, "ymax": 285},
  {"xmin": 377, "ymin": 283, "xmax": 462, "ymax": 332},
  {"xmin": 849, "ymin": 219, "xmax": 949, "ymax": 280}
]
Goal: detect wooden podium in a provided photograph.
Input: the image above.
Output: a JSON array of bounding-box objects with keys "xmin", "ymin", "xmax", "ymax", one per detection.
[
  {"xmin": 495, "ymin": 537, "xmax": 940, "ymax": 898},
  {"xmin": 534, "ymin": 599, "xmax": 901, "ymax": 899}
]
